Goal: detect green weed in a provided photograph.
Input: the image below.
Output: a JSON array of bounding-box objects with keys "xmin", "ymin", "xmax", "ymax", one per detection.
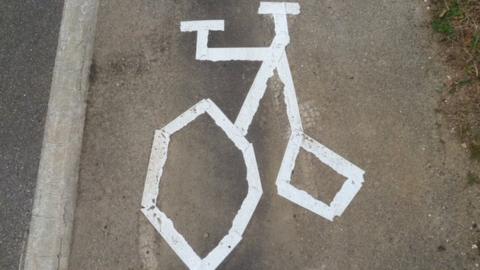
[{"xmin": 467, "ymin": 171, "xmax": 480, "ymax": 186}]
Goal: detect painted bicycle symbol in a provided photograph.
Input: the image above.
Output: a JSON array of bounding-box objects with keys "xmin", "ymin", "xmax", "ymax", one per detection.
[{"xmin": 141, "ymin": 2, "xmax": 365, "ymax": 269}]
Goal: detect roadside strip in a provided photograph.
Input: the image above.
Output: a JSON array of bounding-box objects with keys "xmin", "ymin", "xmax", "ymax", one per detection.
[{"xmin": 21, "ymin": 0, "xmax": 98, "ymax": 269}]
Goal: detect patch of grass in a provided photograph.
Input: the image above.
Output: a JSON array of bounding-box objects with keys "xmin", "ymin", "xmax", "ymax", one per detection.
[
  {"xmin": 432, "ymin": 0, "xmax": 480, "ymax": 67},
  {"xmin": 432, "ymin": 0, "xmax": 463, "ymax": 38},
  {"xmin": 448, "ymin": 1, "xmax": 463, "ymax": 17},
  {"xmin": 432, "ymin": 17, "xmax": 455, "ymax": 36},
  {"xmin": 471, "ymin": 143, "xmax": 480, "ymax": 160},
  {"xmin": 433, "ymin": 0, "xmax": 480, "ymax": 166},
  {"xmin": 457, "ymin": 78, "xmax": 473, "ymax": 87},
  {"xmin": 448, "ymin": 77, "xmax": 473, "ymax": 93},
  {"xmin": 471, "ymin": 131, "xmax": 480, "ymax": 160},
  {"xmin": 467, "ymin": 171, "xmax": 480, "ymax": 186},
  {"xmin": 473, "ymin": 34, "xmax": 480, "ymax": 51}
]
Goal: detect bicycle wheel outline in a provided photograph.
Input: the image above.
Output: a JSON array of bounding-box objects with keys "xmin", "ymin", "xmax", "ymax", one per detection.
[
  {"xmin": 141, "ymin": 98, "xmax": 263, "ymax": 270},
  {"xmin": 276, "ymin": 131, "xmax": 365, "ymax": 221},
  {"xmin": 273, "ymin": 48, "xmax": 366, "ymax": 221}
]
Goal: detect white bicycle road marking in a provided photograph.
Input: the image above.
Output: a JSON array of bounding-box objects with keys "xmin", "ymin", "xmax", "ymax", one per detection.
[{"xmin": 141, "ymin": 2, "xmax": 365, "ymax": 269}]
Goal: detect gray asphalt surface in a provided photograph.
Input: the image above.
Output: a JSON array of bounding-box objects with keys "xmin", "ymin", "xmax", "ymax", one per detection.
[
  {"xmin": 0, "ymin": 1, "xmax": 63, "ymax": 269},
  {"xmin": 69, "ymin": 0, "xmax": 480, "ymax": 269}
]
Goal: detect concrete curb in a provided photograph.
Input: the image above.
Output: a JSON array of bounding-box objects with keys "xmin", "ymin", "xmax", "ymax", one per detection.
[{"xmin": 21, "ymin": 0, "xmax": 99, "ymax": 269}]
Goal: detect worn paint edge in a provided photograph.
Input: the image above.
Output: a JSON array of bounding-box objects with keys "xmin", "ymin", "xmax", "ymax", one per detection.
[{"xmin": 21, "ymin": 0, "xmax": 99, "ymax": 269}]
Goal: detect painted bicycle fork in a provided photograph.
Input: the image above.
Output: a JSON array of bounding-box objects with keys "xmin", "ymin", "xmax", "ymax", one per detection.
[{"xmin": 141, "ymin": 2, "xmax": 365, "ymax": 270}]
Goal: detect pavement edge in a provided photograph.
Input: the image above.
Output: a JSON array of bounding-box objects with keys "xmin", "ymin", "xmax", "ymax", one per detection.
[{"xmin": 21, "ymin": 0, "xmax": 99, "ymax": 269}]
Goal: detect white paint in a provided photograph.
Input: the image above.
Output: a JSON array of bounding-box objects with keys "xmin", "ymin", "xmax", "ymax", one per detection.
[
  {"xmin": 258, "ymin": 2, "xmax": 301, "ymax": 15},
  {"xmin": 141, "ymin": 99, "xmax": 262, "ymax": 270},
  {"xmin": 180, "ymin": 20, "xmax": 225, "ymax": 32},
  {"xmin": 142, "ymin": 2, "xmax": 365, "ymax": 269},
  {"xmin": 276, "ymin": 132, "xmax": 364, "ymax": 221}
]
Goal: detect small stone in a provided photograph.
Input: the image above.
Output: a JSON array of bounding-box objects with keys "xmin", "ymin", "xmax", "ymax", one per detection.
[
  {"xmin": 461, "ymin": 143, "xmax": 467, "ymax": 149},
  {"xmin": 203, "ymin": 233, "xmax": 209, "ymax": 239}
]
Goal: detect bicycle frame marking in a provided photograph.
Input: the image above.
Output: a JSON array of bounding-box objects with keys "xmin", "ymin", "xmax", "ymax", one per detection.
[{"xmin": 141, "ymin": 2, "xmax": 365, "ymax": 269}]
